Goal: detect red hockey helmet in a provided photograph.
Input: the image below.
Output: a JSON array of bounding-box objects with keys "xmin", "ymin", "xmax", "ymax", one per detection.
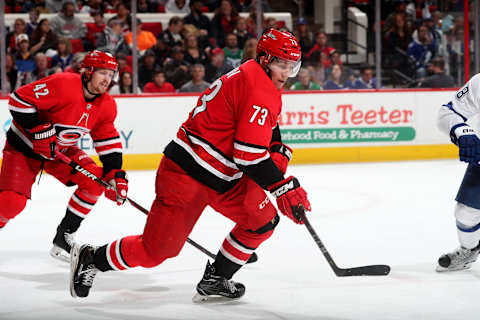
[
  {"xmin": 257, "ymin": 28, "xmax": 302, "ymax": 77},
  {"xmin": 81, "ymin": 50, "xmax": 118, "ymax": 73}
]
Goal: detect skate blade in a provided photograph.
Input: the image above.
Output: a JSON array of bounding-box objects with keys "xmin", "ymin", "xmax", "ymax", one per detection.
[
  {"xmin": 50, "ymin": 246, "xmax": 70, "ymax": 263},
  {"xmin": 192, "ymin": 292, "xmax": 242, "ymax": 304},
  {"xmin": 436, "ymin": 264, "xmax": 472, "ymax": 273},
  {"xmin": 69, "ymin": 244, "xmax": 81, "ymax": 298}
]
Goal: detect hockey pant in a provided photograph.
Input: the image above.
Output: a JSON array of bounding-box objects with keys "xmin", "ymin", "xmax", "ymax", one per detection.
[
  {"xmin": 101, "ymin": 156, "xmax": 279, "ymax": 270},
  {"xmin": 0, "ymin": 142, "xmax": 104, "ymax": 227}
]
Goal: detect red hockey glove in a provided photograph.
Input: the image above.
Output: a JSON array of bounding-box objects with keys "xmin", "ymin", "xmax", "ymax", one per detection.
[
  {"xmin": 104, "ymin": 170, "xmax": 128, "ymax": 205},
  {"xmin": 270, "ymin": 142, "xmax": 292, "ymax": 174},
  {"xmin": 268, "ymin": 176, "xmax": 311, "ymax": 224},
  {"xmin": 29, "ymin": 123, "xmax": 57, "ymax": 160}
]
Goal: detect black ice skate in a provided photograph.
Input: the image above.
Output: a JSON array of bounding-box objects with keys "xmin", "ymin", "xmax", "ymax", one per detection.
[
  {"xmin": 436, "ymin": 244, "xmax": 480, "ymax": 272},
  {"xmin": 70, "ymin": 244, "xmax": 98, "ymax": 298},
  {"xmin": 50, "ymin": 225, "xmax": 76, "ymax": 263},
  {"xmin": 192, "ymin": 261, "xmax": 245, "ymax": 303}
]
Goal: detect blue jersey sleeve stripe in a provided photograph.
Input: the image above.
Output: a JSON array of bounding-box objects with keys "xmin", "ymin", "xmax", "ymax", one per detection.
[{"xmin": 442, "ymin": 101, "xmax": 467, "ymax": 122}]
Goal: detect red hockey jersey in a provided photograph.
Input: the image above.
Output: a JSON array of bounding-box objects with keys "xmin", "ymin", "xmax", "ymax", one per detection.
[
  {"xmin": 164, "ymin": 59, "xmax": 283, "ymax": 193},
  {"xmin": 7, "ymin": 72, "xmax": 122, "ymax": 159}
]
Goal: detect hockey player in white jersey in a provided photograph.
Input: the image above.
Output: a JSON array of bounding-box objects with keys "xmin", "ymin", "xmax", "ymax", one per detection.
[{"xmin": 437, "ymin": 74, "xmax": 480, "ymax": 272}]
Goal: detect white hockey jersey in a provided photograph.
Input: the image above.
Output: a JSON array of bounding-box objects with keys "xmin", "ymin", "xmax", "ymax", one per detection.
[{"xmin": 438, "ymin": 74, "xmax": 480, "ymax": 137}]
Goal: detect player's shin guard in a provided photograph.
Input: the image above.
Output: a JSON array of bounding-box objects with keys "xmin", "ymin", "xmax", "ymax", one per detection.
[{"xmin": 0, "ymin": 191, "xmax": 27, "ymax": 228}]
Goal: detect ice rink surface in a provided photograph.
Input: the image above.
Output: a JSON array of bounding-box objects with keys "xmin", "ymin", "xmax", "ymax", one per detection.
[{"xmin": 2, "ymin": 159, "xmax": 480, "ymax": 320}]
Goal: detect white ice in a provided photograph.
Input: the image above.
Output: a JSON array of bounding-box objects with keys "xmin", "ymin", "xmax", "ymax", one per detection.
[{"xmin": 1, "ymin": 159, "xmax": 480, "ymax": 320}]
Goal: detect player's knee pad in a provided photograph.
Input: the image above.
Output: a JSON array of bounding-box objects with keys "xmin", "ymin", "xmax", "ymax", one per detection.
[
  {"xmin": 248, "ymin": 214, "xmax": 280, "ymax": 235},
  {"xmin": 0, "ymin": 191, "xmax": 27, "ymax": 221},
  {"xmin": 455, "ymin": 202, "xmax": 480, "ymax": 249},
  {"xmin": 75, "ymin": 166, "xmax": 104, "ymax": 197}
]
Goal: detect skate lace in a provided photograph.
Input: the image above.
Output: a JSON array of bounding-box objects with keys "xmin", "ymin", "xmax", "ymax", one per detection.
[
  {"xmin": 64, "ymin": 232, "xmax": 76, "ymax": 247},
  {"xmin": 81, "ymin": 264, "xmax": 98, "ymax": 286},
  {"xmin": 223, "ymin": 279, "xmax": 237, "ymax": 293}
]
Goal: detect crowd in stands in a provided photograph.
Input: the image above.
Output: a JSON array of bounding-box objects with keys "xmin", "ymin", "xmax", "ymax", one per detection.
[{"xmin": 1, "ymin": 0, "xmax": 466, "ymax": 94}]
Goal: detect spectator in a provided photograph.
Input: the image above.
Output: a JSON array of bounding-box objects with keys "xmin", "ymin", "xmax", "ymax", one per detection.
[
  {"xmin": 406, "ymin": 0, "xmax": 432, "ymax": 22},
  {"xmin": 158, "ymin": 16, "xmax": 184, "ymax": 48},
  {"xmin": 115, "ymin": 52, "xmax": 131, "ymax": 74},
  {"xmin": 96, "ymin": 19, "xmax": 130, "ymax": 56},
  {"xmin": 325, "ymin": 51, "xmax": 354, "ymax": 83},
  {"xmin": 233, "ymin": 17, "xmax": 254, "ymax": 50},
  {"xmin": 7, "ymin": 19, "xmax": 28, "ymax": 54},
  {"xmin": 290, "ymin": 68, "xmax": 321, "ymax": 90},
  {"xmin": 26, "ymin": 0, "xmax": 50, "ymax": 14},
  {"xmin": 50, "ymin": 37, "xmax": 74, "ymax": 70},
  {"xmin": 324, "ymin": 64, "xmax": 347, "ymax": 90},
  {"xmin": 166, "ymin": 0, "xmax": 190, "ymax": 14},
  {"xmin": 183, "ymin": 0, "xmax": 211, "ymax": 37},
  {"xmin": 15, "ymin": 34, "xmax": 36, "ymax": 73},
  {"xmin": 1, "ymin": 53, "xmax": 19, "ymax": 93},
  {"xmin": 351, "ymin": 66, "xmax": 377, "ymax": 89},
  {"xmin": 205, "ymin": 47, "xmax": 234, "ymax": 82},
  {"xmin": 110, "ymin": 71, "xmax": 142, "ymax": 94},
  {"xmin": 294, "ymin": 18, "xmax": 313, "ymax": 57},
  {"xmin": 210, "ymin": 0, "xmax": 239, "ymax": 48},
  {"xmin": 151, "ymin": 38, "xmax": 171, "ymax": 67},
  {"xmin": 30, "ymin": 18, "xmax": 59, "ymax": 56},
  {"xmin": 223, "ymin": 33, "xmax": 243, "ymax": 67},
  {"xmin": 265, "ymin": 17, "xmax": 277, "ymax": 30},
  {"xmin": 383, "ymin": 0, "xmax": 411, "ymax": 34},
  {"xmin": 64, "ymin": 52, "xmax": 85, "ymax": 73},
  {"xmin": 143, "ymin": 69, "xmax": 176, "ymax": 93},
  {"xmin": 86, "ymin": 11, "xmax": 106, "ymax": 48},
  {"xmin": 164, "ymin": 46, "xmax": 190, "ymax": 88},
  {"xmin": 50, "ymin": 2, "xmax": 87, "ymax": 39},
  {"xmin": 30, "ymin": 52, "xmax": 50, "ymax": 82},
  {"xmin": 110, "ymin": 3, "xmax": 130, "ymax": 29},
  {"xmin": 245, "ymin": 6, "xmax": 264, "ymax": 35},
  {"xmin": 179, "ymin": 64, "xmax": 210, "ymax": 92},
  {"xmin": 384, "ymin": 12, "xmax": 412, "ymax": 70},
  {"xmin": 138, "ymin": 0, "xmax": 156, "ymax": 13},
  {"xmin": 26, "ymin": 8, "xmax": 40, "ymax": 35},
  {"xmin": 407, "ymin": 24, "xmax": 436, "ymax": 78},
  {"xmin": 125, "ymin": 18, "xmax": 157, "ymax": 54},
  {"xmin": 139, "ymin": 49, "xmax": 160, "ymax": 88},
  {"xmin": 183, "ymin": 33, "xmax": 209, "ymax": 65},
  {"xmin": 418, "ymin": 58, "xmax": 455, "ymax": 88},
  {"xmin": 80, "ymin": 0, "xmax": 105, "ymax": 14},
  {"xmin": 241, "ymin": 37, "xmax": 257, "ymax": 62},
  {"xmin": 305, "ymin": 31, "xmax": 336, "ymax": 67}
]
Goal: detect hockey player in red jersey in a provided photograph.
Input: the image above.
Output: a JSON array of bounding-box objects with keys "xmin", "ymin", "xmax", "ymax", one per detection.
[
  {"xmin": 70, "ymin": 29, "xmax": 311, "ymax": 300},
  {"xmin": 0, "ymin": 50, "xmax": 129, "ymax": 262}
]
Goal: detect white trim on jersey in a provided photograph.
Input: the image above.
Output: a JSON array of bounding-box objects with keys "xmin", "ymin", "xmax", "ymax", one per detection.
[
  {"xmin": 10, "ymin": 93, "xmax": 35, "ymax": 107},
  {"xmin": 174, "ymin": 136, "xmax": 243, "ymax": 182},
  {"xmin": 220, "ymin": 246, "xmax": 247, "ymax": 265},
  {"xmin": 188, "ymin": 134, "xmax": 238, "ymax": 170},
  {"xmin": 72, "ymin": 194, "xmax": 94, "ymax": 210},
  {"xmin": 8, "ymin": 104, "xmax": 37, "ymax": 113},
  {"xmin": 97, "ymin": 148, "xmax": 123, "ymax": 156},
  {"xmin": 233, "ymin": 142, "xmax": 267, "ymax": 153},
  {"xmin": 93, "ymin": 137, "xmax": 122, "ymax": 147},
  {"xmin": 115, "ymin": 240, "xmax": 130, "ymax": 269},
  {"xmin": 233, "ymin": 153, "xmax": 270, "ymax": 166},
  {"xmin": 10, "ymin": 122, "xmax": 33, "ymax": 148},
  {"xmin": 67, "ymin": 205, "xmax": 88, "ymax": 218},
  {"xmin": 226, "ymin": 234, "xmax": 255, "ymax": 255}
]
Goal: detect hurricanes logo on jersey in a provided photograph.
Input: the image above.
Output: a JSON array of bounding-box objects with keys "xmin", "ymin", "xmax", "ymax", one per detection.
[{"xmin": 54, "ymin": 124, "xmax": 90, "ymax": 147}]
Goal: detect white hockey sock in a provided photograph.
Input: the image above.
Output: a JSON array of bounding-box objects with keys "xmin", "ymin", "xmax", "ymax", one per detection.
[{"xmin": 455, "ymin": 203, "xmax": 480, "ymax": 249}]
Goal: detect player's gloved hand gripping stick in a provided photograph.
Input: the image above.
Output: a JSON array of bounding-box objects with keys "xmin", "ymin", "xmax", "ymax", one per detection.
[{"xmin": 54, "ymin": 150, "xmax": 258, "ymax": 264}]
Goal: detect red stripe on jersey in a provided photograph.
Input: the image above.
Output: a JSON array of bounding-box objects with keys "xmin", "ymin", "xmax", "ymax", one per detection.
[
  {"xmin": 94, "ymin": 142, "xmax": 123, "ymax": 156},
  {"xmin": 68, "ymin": 198, "xmax": 92, "ymax": 214},
  {"xmin": 233, "ymin": 142, "xmax": 269, "ymax": 166},
  {"xmin": 8, "ymin": 93, "xmax": 36, "ymax": 113},
  {"xmin": 221, "ymin": 239, "xmax": 251, "ymax": 262},
  {"xmin": 108, "ymin": 240, "xmax": 127, "ymax": 270}
]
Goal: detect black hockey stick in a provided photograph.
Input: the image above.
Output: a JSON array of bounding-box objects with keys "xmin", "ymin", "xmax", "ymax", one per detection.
[
  {"xmin": 300, "ymin": 211, "xmax": 390, "ymax": 276},
  {"xmin": 54, "ymin": 150, "xmax": 258, "ymax": 264}
]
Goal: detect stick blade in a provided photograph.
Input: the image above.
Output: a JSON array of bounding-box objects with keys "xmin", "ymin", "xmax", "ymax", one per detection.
[{"xmin": 336, "ymin": 264, "xmax": 390, "ymax": 277}]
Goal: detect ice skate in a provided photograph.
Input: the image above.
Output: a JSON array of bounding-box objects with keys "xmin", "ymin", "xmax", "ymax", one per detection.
[
  {"xmin": 50, "ymin": 225, "xmax": 76, "ymax": 263},
  {"xmin": 70, "ymin": 244, "xmax": 98, "ymax": 298},
  {"xmin": 192, "ymin": 261, "xmax": 245, "ymax": 303},
  {"xmin": 436, "ymin": 245, "xmax": 480, "ymax": 272}
]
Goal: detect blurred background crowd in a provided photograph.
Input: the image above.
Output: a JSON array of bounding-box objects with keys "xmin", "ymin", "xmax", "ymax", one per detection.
[{"xmin": 0, "ymin": 0, "xmax": 476, "ymax": 94}]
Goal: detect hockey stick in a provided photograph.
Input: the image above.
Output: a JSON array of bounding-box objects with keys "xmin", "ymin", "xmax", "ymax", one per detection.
[
  {"xmin": 54, "ymin": 150, "xmax": 258, "ymax": 263},
  {"xmin": 300, "ymin": 211, "xmax": 390, "ymax": 276}
]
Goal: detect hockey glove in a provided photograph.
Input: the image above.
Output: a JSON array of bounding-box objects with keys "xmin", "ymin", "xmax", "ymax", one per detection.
[
  {"xmin": 268, "ymin": 176, "xmax": 311, "ymax": 224},
  {"xmin": 29, "ymin": 123, "xmax": 57, "ymax": 160},
  {"xmin": 104, "ymin": 170, "xmax": 128, "ymax": 205},
  {"xmin": 270, "ymin": 142, "xmax": 292, "ymax": 174},
  {"xmin": 451, "ymin": 124, "xmax": 480, "ymax": 164}
]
